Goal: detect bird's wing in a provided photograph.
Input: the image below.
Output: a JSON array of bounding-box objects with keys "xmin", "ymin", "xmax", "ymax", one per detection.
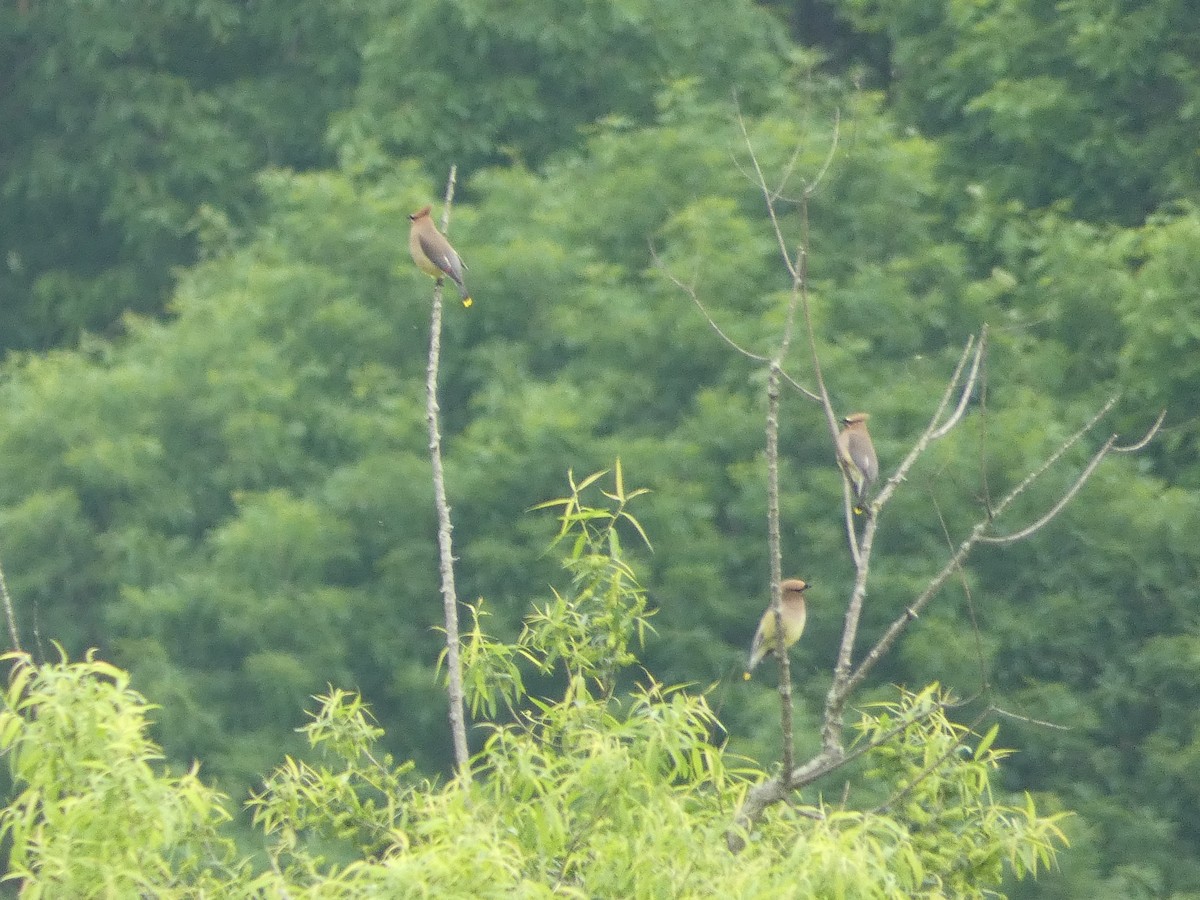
[
  {"xmin": 747, "ymin": 615, "xmax": 770, "ymax": 669},
  {"xmin": 419, "ymin": 233, "xmax": 465, "ymax": 284},
  {"xmin": 847, "ymin": 431, "xmax": 878, "ymax": 483}
]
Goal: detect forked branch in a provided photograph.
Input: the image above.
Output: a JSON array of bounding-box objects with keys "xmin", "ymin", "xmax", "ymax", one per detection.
[{"xmin": 720, "ymin": 108, "xmax": 1161, "ymax": 851}]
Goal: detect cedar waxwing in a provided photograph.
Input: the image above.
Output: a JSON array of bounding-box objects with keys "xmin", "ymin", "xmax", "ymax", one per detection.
[
  {"xmin": 836, "ymin": 412, "xmax": 878, "ymax": 515},
  {"xmin": 743, "ymin": 578, "xmax": 811, "ymax": 679},
  {"xmin": 408, "ymin": 205, "xmax": 473, "ymax": 307}
]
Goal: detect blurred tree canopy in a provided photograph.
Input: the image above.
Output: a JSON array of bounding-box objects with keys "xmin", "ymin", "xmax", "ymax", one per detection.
[{"xmin": 1, "ymin": 0, "xmax": 1199, "ymax": 895}]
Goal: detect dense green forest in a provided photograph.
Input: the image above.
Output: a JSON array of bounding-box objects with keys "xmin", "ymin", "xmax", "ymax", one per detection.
[{"xmin": 1, "ymin": 0, "xmax": 1198, "ymax": 895}]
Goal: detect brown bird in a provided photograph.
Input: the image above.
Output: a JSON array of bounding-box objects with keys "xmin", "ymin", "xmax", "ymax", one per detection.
[
  {"xmin": 408, "ymin": 205, "xmax": 472, "ymax": 307},
  {"xmin": 743, "ymin": 579, "xmax": 811, "ymax": 679},
  {"xmin": 837, "ymin": 412, "xmax": 878, "ymax": 515}
]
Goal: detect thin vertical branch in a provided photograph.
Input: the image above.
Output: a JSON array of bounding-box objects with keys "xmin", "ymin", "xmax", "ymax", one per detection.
[
  {"xmin": 793, "ymin": 195, "xmax": 849, "ymax": 556},
  {"xmin": 764, "ymin": 241, "xmax": 806, "ymax": 777},
  {"xmin": 978, "ymin": 355, "xmax": 994, "ymax": 516},
  {"xmin": 736, "ymin": 99, "xmax": 811, "ymax": 781},
  {"xmin": 425, "ymin": 166, "xmax": 469, "ymax": 776},
  {"xmin": 764, "ymin": 366, "xmax": 794, "ymax": 777},
  {"xmin": 0, "ymin": 554, "xmax": 21, "ymax": 653}
]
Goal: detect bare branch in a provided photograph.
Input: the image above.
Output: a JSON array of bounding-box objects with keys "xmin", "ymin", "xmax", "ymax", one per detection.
[
  {"xmin": 727, "ymin": 148, "xmax": 759, "ymax": 191},
  {"xmin": 844, "ymin": 394, "xmax": 1122, "ymax": 698},
  {"xmin": 803, "ymin": 109, "xmax": 841, "ymax": 198},
  {"xmin": 734, "ymin": 99, "xmax": 798, "ymax": 282},
  {"xmin": 988, "ymin": 704, "xmax": 1073, "ymax": 731},
  {"xmin": 847, "ymin": 524, "xmax": 974, "ymax": 701},
  {"xmin": 979, "ymin": 434, "xmax": 1117, "ymax": 545},
  {"xmin": 792, "ymin": 204, "xmax": 842, "ymax": 459},
  {"xmin": 798, "ymin": 303, "xmax": 840, "ymax": 459},
  {"xmin": 0, "ymin": 553, "xmax": 21, "ymax": 653},
  {"xmin": 651, "ymin": 245, "xmax": 769, "ymax": 363},
  {"xmin": 929, "ymin": 330, "xmax": 986, "ymax": 440},
  {"xmin": 840, "ymin": 477, "xmax": 862, "ymax": 570},
  {"xmin": 770, "ymin": 142, "xmax": 806, "ymax": 202},
  {"xmin": 651, "ymin": 242, "xmax": 823, "ymax": 401},
  {"xmin": 728, "ymin": 749, "xmax": 843, "ymax": 851},
  {"xmin": 765, "ymin": 368, "xmax": 795, "ymax": 777},
  {"xmin": 1113, "ymin": 409, "xmax": 1166, "ymax": 452},
  {"xmin": 818, "ymin": 335, "xmax": 987, "ymax": 757},
  {"xmin": 652, "ymin": 247, "xmax": 830, "ymax": 405},
  {"xmin": 426, "ymin": 166, "xmax": 470, "ymax": 776},
  {"xmin": 736, "ymin": 330, "xmax": 997, "ymax": 845},
  {"xmin": 780, "ymin": 369, "xmax": 822, "ymax": 403},
  {"xmin": 762, "ymin": 235, "xmax": 809, "ymax": 784},
  {"xmin": 730, "ymin": 95, "xmax": 839, "ymax": 206},
  {"xmin": 978, "ymin": 357, "xmax": 995, "ymax": 516},
  {"xmin": 776, "ymin": 109, "xmax": 841, "ymax": 204},
  {"xmin": 870, "ymin": 332, "xmax": 983, "ymax": 515},
  {"xmin": 983, "ymin": 394, "xmax": 1119, "ymax": 523}
]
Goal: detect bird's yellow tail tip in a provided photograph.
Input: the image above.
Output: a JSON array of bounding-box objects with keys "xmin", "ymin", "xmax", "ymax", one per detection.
[
  {"xmin": 853, "ymin": 505, "xmax": 864, "ymax": 515},
  {"xmin": 742, "ymin": 671, "xmax": 752, "ymax": 681},
  {"xmin": 462, "ymin": 297, "xmax": 473, "ymax": 308}
]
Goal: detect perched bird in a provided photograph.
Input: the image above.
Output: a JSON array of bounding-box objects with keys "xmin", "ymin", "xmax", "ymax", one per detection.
[
  {"xmin": 837, "ymin": 412, "xmax": 878, "ymax": 515},
  {"xmin": 408, "ymin": 205, "xmax": 472, "ymax": 307},
  {"xmin": 743, "ymin": 579, "xmax": 811, "ymax": 679}
]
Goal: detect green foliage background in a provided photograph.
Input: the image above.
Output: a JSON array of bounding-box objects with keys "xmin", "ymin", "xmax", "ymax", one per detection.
[{"xmin": 2, "ymin": 0, "xmax": 1199, "ymax": 895}]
